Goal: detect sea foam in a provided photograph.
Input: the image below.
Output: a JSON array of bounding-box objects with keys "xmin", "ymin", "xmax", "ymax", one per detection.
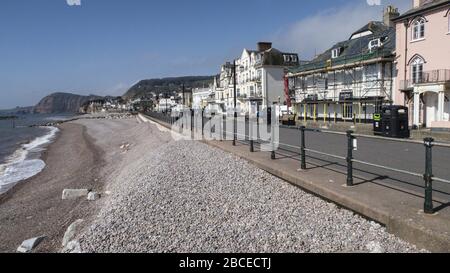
[{"xmin": 0, "ymin": 126, "xmax": 59, "ymax": 194}]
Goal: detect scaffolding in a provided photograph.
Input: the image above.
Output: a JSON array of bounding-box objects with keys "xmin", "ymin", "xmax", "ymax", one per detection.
[{"xmin": 287, "ymin": 49, "xmax": 395, "ymax": 123}]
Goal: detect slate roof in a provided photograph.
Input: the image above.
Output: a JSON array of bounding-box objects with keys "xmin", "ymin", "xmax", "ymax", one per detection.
[{"xmin": 288, "ymin": 21, "xmax": 395, "ymax": 74}]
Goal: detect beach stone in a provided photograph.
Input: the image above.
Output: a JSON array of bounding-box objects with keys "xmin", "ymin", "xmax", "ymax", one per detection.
[
  {"xmin": 62, "ymin": 189, "xmax": 89, "ymax": 200},
  {"xmin": 63, "ymin": 240, "xmax": 82, "ymax": 253},
  {"xmin": 366, "ymin": 241, "xmax": 385, "ymax": 253},
  {"xmin": 87, "ymin": 192, "xmax": 101, "ymax": 201},
  {"xmin": 62, "ymin": 219, "xmax": 84, "ymax": 247},
  {"xmin": 17, "ymin": 236, "xmax": 46, "ymax": 253}
]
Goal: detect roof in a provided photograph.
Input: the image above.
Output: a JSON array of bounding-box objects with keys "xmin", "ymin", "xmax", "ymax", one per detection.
[
  {"xmin": 239, "ymin": 46, "xmax": 299, "ymax": 67},
  {"xmin": 393, "ymin": 0, "xmax": 450, "ymax": 21},
  {"xmin": 288, "ymin": 21, "xmax": 395, "ymax": 74}
]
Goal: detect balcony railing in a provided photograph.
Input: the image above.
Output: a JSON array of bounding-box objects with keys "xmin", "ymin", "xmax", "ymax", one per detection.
[{"xmin": 401, "ymin": 69, "xmax": 450, "ymax": 90}]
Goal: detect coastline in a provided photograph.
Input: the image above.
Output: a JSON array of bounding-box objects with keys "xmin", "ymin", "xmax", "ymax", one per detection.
[
  {"xmin": 0, "ymin": 115, "xmax": 426, "ymax": 253},
  {"xmin": 0, "ymin": 122, "xmax": 104, "ymax": 252}
]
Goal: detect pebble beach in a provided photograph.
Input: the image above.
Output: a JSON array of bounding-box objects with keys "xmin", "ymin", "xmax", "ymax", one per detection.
[{"xmin": 0, "ymin": 115, "xmax": 427, "ymax": 253}]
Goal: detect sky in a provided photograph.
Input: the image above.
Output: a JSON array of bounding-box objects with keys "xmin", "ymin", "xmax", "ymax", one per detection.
[{"xmin": 0, "ymin": 0, "xmax": 411, "ymax": 109}]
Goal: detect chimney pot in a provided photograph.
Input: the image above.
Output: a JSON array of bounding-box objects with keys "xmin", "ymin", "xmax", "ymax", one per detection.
[
  {"xmin": 413, "ymin": 0, "xmax": 424, "ymax": 8},
  {"xmin": 383, "ymin": 5, "xmax": 400, "ymax": 27},
  {"xmin": 257, "ymin": 42, "xmax": 272, "ymax": 52}
]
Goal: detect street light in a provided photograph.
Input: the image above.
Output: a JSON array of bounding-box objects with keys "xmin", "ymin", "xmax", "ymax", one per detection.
[
  {"xmin": 233, "ymin": 60, "xmax": 237, "ymax": 146},
  {"xmin": 227, "ymin": 60, "xmax": 244, "ymax": 146}
]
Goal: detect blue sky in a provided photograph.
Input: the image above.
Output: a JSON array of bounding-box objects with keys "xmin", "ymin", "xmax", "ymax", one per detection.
[{"xmin": 0, "ymin": 0, "xmax": 410, "ymax": 109}]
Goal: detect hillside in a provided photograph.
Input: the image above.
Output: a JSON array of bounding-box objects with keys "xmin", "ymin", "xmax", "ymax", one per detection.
[
  {"xmin": 34, "ymin": 92, "xmax": 102, "ymax": 114},
  {"xmin": 123, "ymin": 76, "xmax": 214, "ymax": 100}
]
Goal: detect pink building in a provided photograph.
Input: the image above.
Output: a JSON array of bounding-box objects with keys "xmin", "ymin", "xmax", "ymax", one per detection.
[{"xmin": 393, "ymin": 0, "xmax": 450, "ymax": 129}]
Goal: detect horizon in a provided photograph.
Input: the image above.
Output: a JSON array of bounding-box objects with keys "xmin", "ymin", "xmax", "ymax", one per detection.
[{"xmin": 0, "ymin": 0, "xmax": 411, "ymax": 109}]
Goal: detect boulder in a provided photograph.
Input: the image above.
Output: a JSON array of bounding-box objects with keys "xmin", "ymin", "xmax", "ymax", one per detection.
[
  {"xmin": 17, "ymin": 236, "xmax": 46, "ymax": 253},
  {"xmin": 62, "ymin": 219, "xmax": 84, "ymax": 247},
  {"xmin": 62, "ymin": 189, "xmax": 89, "ymax": 200},
  {"xmin": 87, "ymin": 192, "xmax": 101, "ymax": 201}
]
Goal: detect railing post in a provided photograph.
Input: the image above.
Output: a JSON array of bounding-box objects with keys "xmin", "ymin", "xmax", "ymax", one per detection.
[
  {"xmin": 201, "ymin": 109, "xmax": 205, "ymax": 137},
  {"xmin": 223, "ymin": 113, "xmax": 226, "ymax": 141},
  {"xmin": 271, "ymin": 122, "xmax": 276, "ymax": 160},
  {"xmin": 190, "ymin": 109, "xmax": 194, "ymax": 140},
  {"xmin": 346, "ymin": 130, "xmax": 354, "ymax": 187},
  {"xmin": 300, "ymin": 126, "xmax": 306, "ymax": 170},
  {"xmin": 249, "ymin": 115, "xmax": 254, "ymax": 152},
  {"xmin": 233, "ymin": 110, "xmax": 237, "ymax": 146},
  {"xmin": 424, "ymin": 137, "xmax": 434, "ymax": 214}
]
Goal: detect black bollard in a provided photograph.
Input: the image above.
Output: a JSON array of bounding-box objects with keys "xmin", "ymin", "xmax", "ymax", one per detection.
[
  {"xmin": 346, "ymin": 130, "xmax": 354, "ymax": 187},
  {"xmin": 424, "ymin": 138, "xmax": 434, "ymax": 214},
  {"xmin": 300, "ymin": 126, "xmax": 306, "ymax": 170}
]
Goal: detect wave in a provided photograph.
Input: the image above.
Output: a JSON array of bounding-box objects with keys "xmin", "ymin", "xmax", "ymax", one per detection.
[{"xmin": 0, "ymin": 126, "xmax": 59, "ymax": 194}]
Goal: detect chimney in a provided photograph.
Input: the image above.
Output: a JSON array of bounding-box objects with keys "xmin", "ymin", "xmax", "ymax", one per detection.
[
  {"xmin": 257, "ymin": 42, "xmax": 272, "ymax": 52},
  {"xmin": 383, "ymin": 5, "xmax": 400, "ymax": 27},
  {"xmin": 413, "ymin": 0, "xmax": 424, "ymax": 8}
]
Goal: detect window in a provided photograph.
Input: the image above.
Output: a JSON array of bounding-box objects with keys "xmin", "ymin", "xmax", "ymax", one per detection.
[
  {"xmin": 368, "ymin": 39, "xmax": 381, "ymax": 51},
  {"xmin": 411, "ymin": 56, "xmax": 424, "ymax": 84},
  {"xmin": 342, "ymin": 103, "xmax": 353, "ymax": 119},
  {"xmin": 332, "ymin": 48, "xmax": 341, "ymax": 59},
  {"xmin": 412, "ymin": 17, "xmax": 425, "ymax": 40}
]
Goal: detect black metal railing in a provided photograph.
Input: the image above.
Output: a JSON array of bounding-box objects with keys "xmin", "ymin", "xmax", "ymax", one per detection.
[{"xmin": 142, "ymin": 110, "xmax": 450, "ymax": 215}]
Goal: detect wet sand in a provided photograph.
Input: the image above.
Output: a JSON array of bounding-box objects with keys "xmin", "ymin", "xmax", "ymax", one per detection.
[{"xmin": 0, "ymin": 122, "xmax": 104, "ymax": 252}]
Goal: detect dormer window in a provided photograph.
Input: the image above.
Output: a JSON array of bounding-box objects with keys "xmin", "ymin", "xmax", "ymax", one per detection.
[
  {"xmin": 332, "ymin": 48, "xmax": 341, "ymax": 59},
  {"xmin": 412, "ymin": 17, "xmax": 425, "ymax": 40},
  {"xmin": 369, "ymin": 39, "xmax": 381, "ymax": 51}
]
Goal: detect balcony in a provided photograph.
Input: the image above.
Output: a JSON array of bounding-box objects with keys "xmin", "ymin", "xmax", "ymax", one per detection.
[{"xmin": 400, "ymin": 69, "xmax": 450, "ymax": 90}]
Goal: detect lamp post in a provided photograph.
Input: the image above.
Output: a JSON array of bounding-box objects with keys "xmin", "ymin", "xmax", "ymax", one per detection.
[
  {"xmin": 233, "ymin": 60, "xmax": 237, "ymax": 146},
  {"xmin": 182, "ymin": 83, "xmax": 186, "ymax": 108}
]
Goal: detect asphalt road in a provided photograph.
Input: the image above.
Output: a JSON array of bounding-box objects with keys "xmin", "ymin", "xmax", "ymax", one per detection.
[
  {"xmin": 229, "ymin": 119, "xmax": 450, "ymax": 203},
  {"xmin": 153, "ymin": 113, "xmax": 450, "ymax": 205}
]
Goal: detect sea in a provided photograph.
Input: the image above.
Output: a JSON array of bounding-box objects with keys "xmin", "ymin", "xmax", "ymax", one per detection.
[{"xmin": 0, "ymin": 114, "xmax": 75, "ymax": 194}]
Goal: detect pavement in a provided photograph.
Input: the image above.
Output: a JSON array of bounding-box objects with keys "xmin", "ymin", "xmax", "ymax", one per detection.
[{"xmin": 143, "ymin": 114, "xmax": 450, "ymax": 252}]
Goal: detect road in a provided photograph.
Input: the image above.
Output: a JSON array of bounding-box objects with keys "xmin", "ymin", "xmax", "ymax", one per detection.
[
  {"xmin": 152, "ymin": 112, "xmax": 450, "ymax": 204},
  {"xmin": 228, "ymin": 119, "xmax": 450, "ymax": 203}
]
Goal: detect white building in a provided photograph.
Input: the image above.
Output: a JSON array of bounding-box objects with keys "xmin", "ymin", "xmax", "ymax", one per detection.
[
  {"xmin": 157, "ymin": 97, "xmax": 176, "ymax": 113},
  {"xmin": 192, "ymin": 87, "xmax": 213, "ymax": 110},
  {"xmin": 212, "ymin": 42, "xmax": 299, "ymax": 114}
]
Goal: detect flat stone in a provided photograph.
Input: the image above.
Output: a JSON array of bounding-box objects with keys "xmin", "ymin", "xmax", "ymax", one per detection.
[
  {"xmin": 62, "ymin": 189, "xmax": 89, "ymax": 200},
  {"xmin": 87, "ymin": 192, "xmax": 101, "ymax": 201},
  {"xmin": 17, "ymin": 236, "xmax": 46, "ymax": 253},
  {"xmin": 62, "ymin": 219, "xmax": 84, "ymax": 247}
]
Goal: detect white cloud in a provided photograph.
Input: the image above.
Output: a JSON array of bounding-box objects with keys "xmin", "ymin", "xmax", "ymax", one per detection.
[
  {"xmin": 66, "ymin": 0, "xmax": 81, "ymax": 6},
  {"xmin": 367, "ymin": 0, "xmax": 382, "ymax": 6},
  {"xmin": 274, "ymin": 0, "xmax": 411, "ymax": 60}
]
